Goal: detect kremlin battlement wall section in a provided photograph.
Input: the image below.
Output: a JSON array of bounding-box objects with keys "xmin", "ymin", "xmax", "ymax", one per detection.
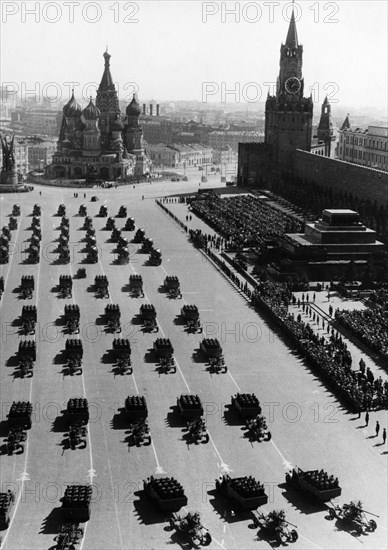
[{"xmin": 294, "ymin": 150, "xmax": 388, "ymax": 208}]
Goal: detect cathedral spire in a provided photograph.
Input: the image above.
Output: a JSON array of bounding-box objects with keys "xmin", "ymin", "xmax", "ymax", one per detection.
[
  {"xmin": 99, "ymin": 49, "xmax": 115, "ymax": 91},
  {"xmin": 341, "ymin": 114, "xmax": 351, "ymax": 131},
  {"xmin": 285, "ymin": 5, "xmax": 298, "ymax": 49}
]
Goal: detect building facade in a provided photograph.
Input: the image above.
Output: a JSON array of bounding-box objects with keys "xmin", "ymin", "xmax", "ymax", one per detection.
[
  {"xmin": 147, "ymin": 143, "xmax": 212, "ymax": 168},
  {"xmin": 209, "ymin": 130, "xmax": 263, "ymax": 152},
  {"xmin": 336, "ymin": 119, "xmax": 388, "ymax": 171},
  {"xmin": 47, "ymin": 51, "xmax": 150, "ymax": 180}
]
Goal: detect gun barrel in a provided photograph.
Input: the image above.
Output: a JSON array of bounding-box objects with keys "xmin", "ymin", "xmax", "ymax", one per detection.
[{"xmin": 360, "ymin": 509, "xmax": 379, "ymax": 517}]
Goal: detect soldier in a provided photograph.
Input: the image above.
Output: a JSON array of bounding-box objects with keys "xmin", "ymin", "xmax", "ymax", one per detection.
[
  {"xmin": 375, "ymin": 421, "xmax": 380, "ymax": 438},
  {"xmin": 382, "ymin": 428, "xmax": 386, "ymax": 445}
]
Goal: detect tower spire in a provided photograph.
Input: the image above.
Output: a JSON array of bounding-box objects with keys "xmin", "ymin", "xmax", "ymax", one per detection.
[
  {"xmin": 99, "ymin": 49, "xmax": 114, "ymax": 91},
  {"xmin": 285, "ymin": 3, "xmax": 298, "ymax": 49}
]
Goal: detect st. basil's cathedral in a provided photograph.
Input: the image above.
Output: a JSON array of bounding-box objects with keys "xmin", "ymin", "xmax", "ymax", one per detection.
[{"xmin": 47, "ymin": 50, "xmax": 150, "ymax": 181}]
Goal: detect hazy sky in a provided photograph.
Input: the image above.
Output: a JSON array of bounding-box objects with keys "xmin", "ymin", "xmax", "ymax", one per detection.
[{"xmin": 1, "ymin": 0, "xmax": 387, "ymax": 110}]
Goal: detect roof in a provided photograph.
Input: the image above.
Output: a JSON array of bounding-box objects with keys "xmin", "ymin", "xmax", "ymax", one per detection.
[
  {"xmin": 285, "ymin": 9, "xmax": 298, "ymax": 49},
  {"xmin": 98, "ymin": 50, "xmax": 116, "ymax": 92}
]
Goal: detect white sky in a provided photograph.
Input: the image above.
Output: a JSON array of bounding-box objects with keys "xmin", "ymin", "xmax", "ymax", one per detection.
[{"xmin": 1, "ymin": 0, "xmax": 387, "ymax": 110}]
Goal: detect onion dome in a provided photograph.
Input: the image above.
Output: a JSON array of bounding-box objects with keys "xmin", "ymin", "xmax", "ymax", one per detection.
[
  {"xmin": 82, "ymin": 97, "xmax": 101, "ymax": 120},
  {"xmin": 63, "ymin": 90, "xmax": 82, "ymax": 117},
  {"xmin": 111, "ymin": 115, "xmax": 124, "ymax": 131},
  {"xmin": 126, "ymin": 94, "xmax": 141, "ymax": 117}
]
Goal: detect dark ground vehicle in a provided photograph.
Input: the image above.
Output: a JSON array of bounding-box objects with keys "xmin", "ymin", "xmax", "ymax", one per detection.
[
  {"xmin": 215, "ymin": 474, "xmax": 268, "ymax": 510},
  {"xmin": 18, "ymin": 340, "xmax": 36, "ymax": 377},
  {"xmin": 9, "ymin": 217, "xmax": 17, "ymax": 230},
  {"xmin": 78, "ymin": 204, "xmax": 87, "ymax": 217},
  {"xmin": 53, "ymin": 522, "xmax": 84, "ymax": 550},
  {"xmin": 105, "ymin": 217, "xmax": 115, "ymax": 230},
  {"xmin": 164, "ymin": 275, "xmax": 182, "ymax": 299},
  {"xmin": 117, "ymin": 205, "xmax": 127, "ymax": 218},
  {"xmin": 143, "ymin": 476, "xmax": 187, "ymax": 512},
  {"xmin": 83, "ymin": 216, "xmax": 93, "ymax": 230},
  {"xmin": 0, "ymin": 245, "xmax": 9, "ymax": 264},
  {"xmin": 181, "ymin": 305, "xmax": 202, "ymax": 333},
  {"xmin": 65, "ymin": 339, "xmax": 83, "ymax": 375},
  {"xmin": 124, "ymin": 396, "xmax": 151, "ymax": 446},
  {"xmin": 154, "ymin": 338, "xmax": 176, "ymax": 372},
  {"xmin": 186, "ymin": 417, "xmax": 209, "ymax": 444},
  {"xmin": 285, "ymin": 467, "xmax": 341, "ymax": 502},
  {"xmin": 12, "ymin": 204, "xmax": 21, "ymax": 216},
  {"xmin": 113, "ymin": 338, "xmax": 132, "ymax": 374},
  {"xmin": 99, "ymin": 205, "xmax": 108, "ymax": 217},
  {"xmin": 58, "ymin": 245, "xmax": 70, "ymax": 264},
  {"xmin": 129, "ymin": 274, "xmax": 144, "ymax": 297},
  {"xmin": 149, "ymin": 248, "xmax": 162, "ymax": 265},
  {"xmin": 254, "ymin": 509, "xmax": 298, "ymax": 544},
  {"xmin": 169, "ymin": 512, "xmax": 212, "ymax": 546},
  {"xmin": 2, "ymin": 226, "xmax": 11, "ymax": 240},
  {"xmin": 65, "ymin": 399, "xmax": 88, "ymax": 450},
  {"xmin": 133, "ymin": 228, "xmax": 145, "ymax": 243},
  {"xmin": 76, "ymin": 268, "xmax": 86, "ymax": 279},
  {"xmin": 60, "ymin": 485, "xmax": 92, "ymax": 522},
  {"xmin": 57, "ymin": 204, "xmax": 66, "ymax": 217},
  {"xmin": 4, "ymin": 426, "xmax": 27, "ymax": 455},
  {"xmin": 177, "ymin": 394, "xmax": 204, "ymax": 419},
  {"xmin": 327, "ymin": 500, "xmax": 378, "ymax": 535},
  {"xmin": 200, "ymin": 338, "xmax": 227, "ymax": 372},
  {"xmin": 105, "ymin": 304, "xmax": 121, "ymax": 333},
  {"xmin": 140, "ymin": 304, "xmax": 158, "ymax": 332},
  {"xmin": 245, "ymin": 415, "xmax": 271, "ymax": 442},
  {"xmin": 20, "ymin": 275, "xmax": 34, "ymax": 299},
  {"xmin": 5, "ymin": 401, "xmax": 32, "ymax": 455},
  {"xmin": 0, "ymin": 491, "xmax": 15, "ymax": 528},
  {"xmin": 21, "ymin": 305, "xmax": 37, "ymax": 335},
  {"xmin": 28, "ymin": 244, "xmax": 40, "ymax": 263},
  {"xmin": 65, "ymin": 305, "xmax": 80, "ymax": 334},
  {"xmin": 117, "ymin": 247, "xmax": 130, "ymax": 264},
  {"xmin": 231, "ymin": 393, "xmax": 261, "ymax": 419},
  {"xmin": 94, "ymin": 275, "xmax": 109, "ymax": 298},
  {"xmin": 59, "ymin": 274, "xmax": 72, "ymax": 298},
  {"xmin": 110, "ymin": 227, "xmax": 121, "ymax": 243},
  {"xmin": 123, "ymin": 217, "xmax": 135, "ymax": 231},
  {"xmin": 32, "ymin": 204, "xmax": 41, "ymax": 216},
  {"xmin": 0, "ymin": 276, "xmax": 3, "ymax": 300},
  {"xmin": 86, "ymin": 246, "xmax": 98, "ymax": 263},
  {"xmin": 141, "ymin": 237, "xmax": 153, "ymax": 253}
]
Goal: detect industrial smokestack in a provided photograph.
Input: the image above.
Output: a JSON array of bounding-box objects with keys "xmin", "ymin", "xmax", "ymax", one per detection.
[
  {"xmin": 149, "ymin": 104, "xmax": 153, "ymax": 116},
  {"xmin": 142, "ymin": 104, "xmax": 146, "ymax": 115},
  {"xmin": 156, "ymin": 104, "xmax": 160, "ymax": 117}
]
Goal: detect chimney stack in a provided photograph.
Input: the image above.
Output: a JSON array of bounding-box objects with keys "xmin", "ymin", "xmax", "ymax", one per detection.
[
  {"xmin": 149, "ymin": 104, "xmax": 153, "ymax": 116},
  {"xmin": 142, "ymin": 104, "xmax": 146, "ymax": 115},
  {"xmin": 156, "ymin": 104, "xmax": 160, "ymax": 117}
]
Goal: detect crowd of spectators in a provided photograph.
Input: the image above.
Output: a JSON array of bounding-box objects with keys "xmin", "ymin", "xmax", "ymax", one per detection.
[
  {"xmin": 335, "ymin": 291, "xmax": 388, "ymax": 362},
  {"xmin": 191, "ymin": 194, "xmax": 303, "ymax": 249}
]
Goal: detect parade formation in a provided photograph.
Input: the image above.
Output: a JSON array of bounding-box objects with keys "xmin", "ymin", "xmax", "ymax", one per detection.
[{"xmin": 0, "ymin": 189, "xmax": 386, "ymax": 550}]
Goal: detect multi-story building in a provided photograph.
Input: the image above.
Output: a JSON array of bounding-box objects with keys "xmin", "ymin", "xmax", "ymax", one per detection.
[
  {"xmin": 145, "ymin": 143, "xmax": 179, "ymax": 168},
  {"xmin": 147, "ymin": 143, "xmax": 212, "ymax": 168},
  {"xmin": 336, "ymin": 119, "xmax": 388, "ymax": 171},
  {"xmin": 47, "ymin": 50, "xmax": 150, "ymax": 180},
  {"xmin": 28, "ymin": 140, "xmax": 57, "ymax": 170},
  {"xmin": 209, "ymin": 130, "xmax": 263, "ymax": 152},
  {"xmin": 23, "ymin": 109, "xmax": 62, "ymax": 137}
]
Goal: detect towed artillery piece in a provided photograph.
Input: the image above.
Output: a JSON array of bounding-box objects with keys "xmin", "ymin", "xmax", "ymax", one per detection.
[
  {"xmin": 133, "ymin": 227, "xmax": 145, "ymax": 243},
  {"xmin": 169, "ymin": 512, "xmax": 212, "ymax": 547},
  {"xmin": 327, "ymin": 500, "xmax": 378, "ymax": 535},
  {"xmin": 117, "ymin": 247, "xmax": 130, "ymax": 264},
  {"xmin": 253, "ymin": 509, "xmax": 298, "ymax": 544},
  {"xmin": 85, "ymin": 245, "xmax": 98, "ymax": 263},
  {"xmin": 4, "ymin": 426, "xmax": 26, "ymax": 456},
  {"xmin": 58, "ymin": 244, "xmax": 70, "ymax": 264},
  {"xmin": 123, "ymin": 217, "xmax": 135, "ymax": 231},
  {"xmin": 124, "ymin": 396, "xmax": 151, "ymax": 446},
  {"xmin": 65, "ymin": 399, "xmax": 89, "ymax": 450},
  {"xmin": 53, "ymin": 522, "xmax": 84, "ymax": 550},
  {"xmin": 18, "ymin": 340, "xmax": 36, "ymax": 377},
  {"xmin": 154, "ymin": 338, "xmax": 176, "ymax": 373},
  {"xmin": 83, "ymin": 216, "xmax": 93, "ymax": 230},
  {"xmin": 141, "ymin": 237, "xmax": 153, "ymax": 253},
  {"xmin": 181, "ymin": 305, "xmax": 202, "ymax": 333},
  {"xmin": 140, "ymin": 304, "xmax": 158, "ymax": 332},
  {"xmin": 215, "ymin": 474, "xmax": 268, "ymax": 510},
  {"xmin": 200, "ymin": 338, "xmax": 226, "ymax": 372},
  {"xmin": 0, "ymin": 245, "xmax": 9, "ymax": 264},
  {"xmin": 129, "ymin": 274, "xmax": 144, "ymax": 297},
  {"xmin": 60, "ymin": 485, "xmax": 92, "ymax": 522},
  {"xmin": 65, "ymin": 305, "xmax": 80, "ymax": 334},
  {"xmin": 65, "ymin": 339, "xmax": 83, "ymax": 375},
  {"xmin": 78, "ymin": 204, "xmax": 87, "ymax": 217},
  {"xmin": 2, "ymin": 226, "xmax": 11, "ymax": 240},
  {"xmin": 20, "ymin": 275, "xmax": 34, "ymax": 299},
  {"xmin": 117, "ymin": 205, "xmax": 127, "ymax": 218},
  {"xmin": 8, "ymin": 216, "xmax": 17, "ymax": 230},
  {"xmin": 94, "ymin": 275, "xmax": 109, "ymax": 298},
  {"xmin": 105, "ymin": 304, "xmax": 121, "ymax": 333},
  {"xmin": 0, "ymin": 491, "xmax": 15, "ymax": 529},
  {"xmin": 164, "ymin": 275, "xmax": 182, "ymax": 299},
  {"xmin": 59, "ymin": 274, "xmax": 72, "ymax": 298},
  {"xmin": 32, "ymin": 204, "xmax": 41, "ymax": 216},
  {"xmin": 99, "ymin": 205, "xmax": 108, "ymax": 217},
  {"xmin": 110, "ymin": 227, "xmax": 121, "ymax": 243},
  {"xmin": 105, "ymin": 216, "xmax": 115, "ymax": 230},
  {"xmin": 12, "ymin": 204, "xmax": 21, "ymax": 216},
  {"xmin": 113, "ymin": 338, "xmax": 132, "ymax": 374},
  {"xmin": 144, "ymin": 475, "xmax": 187, "ymax": 512},
  {"xmin": 57, "ymin": 204, "xmax": 66, "ymax": 217},
  {"xmin": 285, "ymin": 467, "xmax": 341, "ymax": 502},
  {"xmin": 61, "ymin": 216, "xmax": 70, "ymax": 229},
  {"xmin": 149, "ymin": 248, "xmax": 162, "ymax": 265},
  {"xmin": 21, "ymin": 305, "xmax": 37, "ymax": 335},
  {"xmin": 31, "ymin": 216, "xmax": 40, "ymax": 228},
  {"xmin": 31, "ymin": 234, "xmax": 41, "ymax": 248},
  {"xmin": 28, "ymin": 244, "xmax": 40, "ymax": 263},
  {"xmin": 245, "ymin": 415, "xmax": 271, "ymax": 442},
  {"xmin": 186, "ymin": 416, "xmax": 209, "ymax": 445}
]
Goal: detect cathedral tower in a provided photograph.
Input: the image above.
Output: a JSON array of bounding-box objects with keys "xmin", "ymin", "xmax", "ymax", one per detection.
[
  {"xmin": 317, "ymin": 96, "xmax": 333, "ymax": 157},
  {"xmin": 96, "ymin": 49, "xmax": 121, "ymax": 150}
]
